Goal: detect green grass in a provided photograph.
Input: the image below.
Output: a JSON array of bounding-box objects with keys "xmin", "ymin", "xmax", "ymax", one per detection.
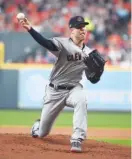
[
  {"xmin": 0, "ymin": 110, "xmax": 131, "ymax": 146},
  {"xmin": 0, "ymin": 110, "xmax": 131, "ymax": 128},
  {"xmin": 96, "ymin": 139, "xmax": 131, "ymax": 146}
]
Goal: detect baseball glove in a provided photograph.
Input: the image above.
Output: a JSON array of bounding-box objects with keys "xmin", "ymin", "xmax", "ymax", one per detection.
[{"xmin": 84, "ymin": 49, "xmax": 106, "ymax": 84}]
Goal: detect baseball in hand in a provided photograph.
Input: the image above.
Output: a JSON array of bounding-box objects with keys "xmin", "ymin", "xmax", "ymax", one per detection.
[{"xmin": 16, "ymin": 13, "xmax": 25, "ymax": 20}]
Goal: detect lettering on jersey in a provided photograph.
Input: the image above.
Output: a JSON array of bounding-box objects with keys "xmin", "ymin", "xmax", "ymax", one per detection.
[{"xmin": 67, "ymin": 53, "xmax": 81, "ymax": 61}]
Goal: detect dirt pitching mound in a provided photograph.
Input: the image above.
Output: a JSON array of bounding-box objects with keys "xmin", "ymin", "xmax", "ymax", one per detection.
[{"xmin": 0, "ymin": 134, "xmax": 130, "ymax": 159}]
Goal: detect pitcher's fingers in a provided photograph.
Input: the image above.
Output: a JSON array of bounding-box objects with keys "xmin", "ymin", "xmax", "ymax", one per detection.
[
  {"xmin": 24, "ymin": 18, "xmax": 28, "ymax": 22},
  {"xmin": 19, "ymin": 20, "xmax": 23, "ymax": 23},
  {"xmin": 20, "ymin": 21, "xmax": 25, "ymax": 25}
]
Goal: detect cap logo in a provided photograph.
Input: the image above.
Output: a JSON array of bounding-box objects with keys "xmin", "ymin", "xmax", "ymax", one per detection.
[
  {"xmin": 77, "ymin": 17, "xmax": 83, "ymax": 21},
  {"xmin": 69, "ymin": 24, "xmax": 72, "ymax": 28}
]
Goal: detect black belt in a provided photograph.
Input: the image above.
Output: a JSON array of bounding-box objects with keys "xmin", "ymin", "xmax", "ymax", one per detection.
[{"xmin": 49, "ymin": 83, "xmax": 74, "ymax": 90}]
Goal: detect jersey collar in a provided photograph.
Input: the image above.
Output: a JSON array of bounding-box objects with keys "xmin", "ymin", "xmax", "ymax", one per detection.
[{"xmin": 69, "ymin": 38, "xmax": 85, "ymax": 50}]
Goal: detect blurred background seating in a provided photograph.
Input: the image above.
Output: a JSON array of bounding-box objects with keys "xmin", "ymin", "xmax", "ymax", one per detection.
[{"xmin": 0, "ymin": 0, "xmax": 131, "ymax": 67}]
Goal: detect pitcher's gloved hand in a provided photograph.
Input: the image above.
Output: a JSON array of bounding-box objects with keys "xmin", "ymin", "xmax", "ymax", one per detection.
[{"xmin": 83, "ymin": 49, "xmax": 106, "ymax": 84}]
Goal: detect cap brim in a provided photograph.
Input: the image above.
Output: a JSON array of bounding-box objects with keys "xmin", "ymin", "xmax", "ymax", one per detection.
[
  {"xmin": 83, "ymin": 22, "xmax": 89, "ymax": 25},
  {"xmin": 75, "ymin": 22, "xmax": 89, "ymax": 28},
  {"xmin": 69, "ymin": 22, "xmax": 89, "ymax": 28}
]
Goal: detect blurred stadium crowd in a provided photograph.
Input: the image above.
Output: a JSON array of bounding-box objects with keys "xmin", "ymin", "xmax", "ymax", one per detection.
[{"xmin": 0, "ymin": 0, "xmax": 131, "ymax": 67}]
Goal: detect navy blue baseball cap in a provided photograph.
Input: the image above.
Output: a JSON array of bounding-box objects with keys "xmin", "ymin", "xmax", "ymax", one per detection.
[{"xmin": 69, "ymin": 16, "xmax": 89, "ymax": 29}]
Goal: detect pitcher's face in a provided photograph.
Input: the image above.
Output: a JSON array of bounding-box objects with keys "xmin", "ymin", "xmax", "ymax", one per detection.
[{"xmin": 71, "ymin": 25, "xmax": 87, "ymax": 41}]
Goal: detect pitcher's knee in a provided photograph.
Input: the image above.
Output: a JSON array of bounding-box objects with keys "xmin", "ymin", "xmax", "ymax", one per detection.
[
  {"xmin": 75, "ymin": 94, "xmax": 87, "ymax": 106},
  {"xmin": 38, "ymin": 129, "xmax": 50, "ymax": 138}
]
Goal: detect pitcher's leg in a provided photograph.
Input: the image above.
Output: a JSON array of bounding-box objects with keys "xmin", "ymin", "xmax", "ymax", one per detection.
[
  {"xmin": 72, "ymin": 95, "xmax": 87, "ymax": 141},
  {"xmin": 66, "ymin": 85, "xmax": 88, "ymax": 142},
  {"xmin": 38, "ymin": 99, "xmax": 65, "ymax": 137},
  {"xmin": 31, "ymin": 85, "xmax": 68, "ymax": 138}
]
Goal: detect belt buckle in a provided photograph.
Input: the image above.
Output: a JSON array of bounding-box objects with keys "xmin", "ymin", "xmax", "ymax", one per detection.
[
  {"xmin": 65, "ymin": 85, "xmax": 68, "ymax": 90},
  {"xmin": 54, "ymin": 84, "xmax": 58, "ymax": 90}
]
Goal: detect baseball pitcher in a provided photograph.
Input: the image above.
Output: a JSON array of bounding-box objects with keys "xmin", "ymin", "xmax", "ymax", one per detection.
[{"xmin": 18, "ymin": 15, "xmax": 105, "ymax": 152}]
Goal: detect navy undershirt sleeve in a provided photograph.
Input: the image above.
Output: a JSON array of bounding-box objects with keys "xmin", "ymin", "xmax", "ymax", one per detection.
[{"xmin": 28, "ymin": 28, "xmax": 59, "ymax": 51}]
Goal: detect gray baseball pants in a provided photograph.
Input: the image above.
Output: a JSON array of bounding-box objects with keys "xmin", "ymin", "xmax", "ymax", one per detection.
[{"xmin": 38, "ymin": 83, "xmax": 87, "ymax": 142}]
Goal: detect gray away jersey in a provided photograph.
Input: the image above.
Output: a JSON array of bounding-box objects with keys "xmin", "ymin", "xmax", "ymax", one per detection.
[{"xmin": 48, "ymin": 37, "xmax": 92, "ymax": 86}]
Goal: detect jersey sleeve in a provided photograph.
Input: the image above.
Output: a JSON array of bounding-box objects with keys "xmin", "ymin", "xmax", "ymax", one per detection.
[
  {"xmin": 28, "ymin": 28, "xmax": 62, "ymax": 57},
  {"xmin": 84, "ymin": 47, "xmax": 93, "ymax": 56},
  {"xmin": 49, "ymin": 37, "xmax": 63, "ymax": 57}
]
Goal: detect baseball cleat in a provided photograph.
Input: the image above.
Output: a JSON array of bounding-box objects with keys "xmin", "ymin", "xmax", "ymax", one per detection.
[
  {"xmin": 31, "ymin": 119, "xmax": 40, "ymax": 138},
  {"xmin": 70, "ymin": 141, "xmax": 82, "ymax": 153}
]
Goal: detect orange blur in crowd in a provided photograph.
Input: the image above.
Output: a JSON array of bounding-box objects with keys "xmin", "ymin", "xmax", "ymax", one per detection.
[{"xmin": 0, "ymin": 0, "xmax": 131, "ymax": 67}]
